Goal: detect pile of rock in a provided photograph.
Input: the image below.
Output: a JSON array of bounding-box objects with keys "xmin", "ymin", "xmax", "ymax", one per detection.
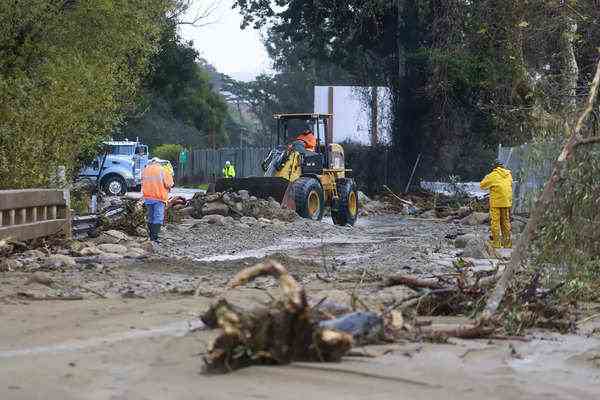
[
  {"xmin": 190, "ymin": 191, "xmax": 298, "ymax": 223},
  {"xmin": 0, "ymin": 229, "xmax": 150, "ymax": 273}
]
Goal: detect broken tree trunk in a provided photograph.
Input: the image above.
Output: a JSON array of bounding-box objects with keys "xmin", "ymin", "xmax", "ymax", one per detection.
[
  {"xmin": 201, "ymin": 261, "xmax": 353, "ymax": 373},
  {"xmin": 484, "ymin": 53, "xmax": 600, "ymax": 317}
]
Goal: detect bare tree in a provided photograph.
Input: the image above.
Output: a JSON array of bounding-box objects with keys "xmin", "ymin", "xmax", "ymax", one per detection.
[{"xmin": 167, "ymin": 0, "xmax": 220, "ymax": 27}]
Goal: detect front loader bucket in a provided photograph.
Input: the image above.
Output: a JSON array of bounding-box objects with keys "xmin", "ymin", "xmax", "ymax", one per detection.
[{"xmin": 215, "ymin": 177, "xmax": 291, "ymax": 203}]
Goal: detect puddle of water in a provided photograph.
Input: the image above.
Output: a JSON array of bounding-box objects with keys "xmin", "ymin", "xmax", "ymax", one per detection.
[{"xmin": 0, "ymin": 319, "xmax": 205, "ymax": 359}]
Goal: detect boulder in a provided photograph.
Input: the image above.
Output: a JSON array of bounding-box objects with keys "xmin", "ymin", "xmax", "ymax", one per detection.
[
  {"xmin": 461, "ymin": 212, "xmax": 489, "ymax": 226},
  {"xmin": 202, "ymin": 214, "xmax": 226, "ymax": 226},
  {"xmin": 136, "ymin": 227, "xmax": 149, "ymax": 238},
  {"xmin": 420, "ymin": 210, "xmax": 438, "ymax": 219},
  {"xmin": 201, "ymin": 202, "xmax": 230, "ymax": 216},
  {"xmin": 22, "ymin": 249, "xmax": 46, "ymax": 259},
  {"xmin": 0, "ymin": 258, "xmax": 22, "ymax": 272},
  {"xmin": 97, "ymin": 244, "xmax": 128, "ymax": 255},
  {"xmin": 238, "ymin": 190, "xmax": 250, "ymax": 201},
  {"xmin": 268, "ymin": 199, "xmax": 281, "ymax": 209},
  {"xmin": 461, "ymin": 236, "xmax": 492, "ymax": 259},
  {"xmin": 454, "ymin": 233, "xmax": 479, "ymax": 249},
  {"xmin": 93, "ymin": 233, "xmax": 123, "ymax": 245},
  {"xmin": 180, "ymin": 206, "xmax": 195, "ymax": 218},
  {"xmin": 79, "ymin": 247, "xmax": 103, "ymax": 256},
  {"xmin": 126, "ymin": 248, "xmax": 147, "ymax": 259},
  {"xmin": 234, "ymin": 222, "xmax": 250, "ymax": 230},
  {"xmin": 139, "ymin": 241, "xmax": 155, "ymax": 253},
  {"xmin": 240, "ymin": 216, "xmax": 258, "ymax": 226},
  {"xmin": 44, "ymin": 254, "xmax": 77, "ymax": 268},
  {"xmin": 104, "ymin": 230, "xmax": 130, "ymax": 242}
]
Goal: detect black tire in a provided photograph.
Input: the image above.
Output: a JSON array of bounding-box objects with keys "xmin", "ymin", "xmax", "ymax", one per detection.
[
  {"xmin": 102, "ymin": 175, "xmax": 127, "ymax": 196},
  {"xmin": 293, "ymin": 177, "xmax": 325, "ymax": 221},
  {"xmin": 332, "ymin": 178, "xmax": 359, "ymax": 226}
]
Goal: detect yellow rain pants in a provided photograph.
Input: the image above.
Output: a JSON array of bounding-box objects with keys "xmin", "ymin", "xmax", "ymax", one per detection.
[{"xmin": 490, "ymin": 207, "xmax": 512, "ymax": 248}]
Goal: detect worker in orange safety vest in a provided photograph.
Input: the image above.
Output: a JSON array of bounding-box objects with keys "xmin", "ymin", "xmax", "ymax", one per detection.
[{"xmin": 142, "ymin": 158, "xmax": 174, "ymax": 243}]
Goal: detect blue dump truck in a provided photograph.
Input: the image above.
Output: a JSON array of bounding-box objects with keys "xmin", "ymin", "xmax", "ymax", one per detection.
[{"xmin": 79, "ymin": 140, "xmax": 149, "ymax": 196}]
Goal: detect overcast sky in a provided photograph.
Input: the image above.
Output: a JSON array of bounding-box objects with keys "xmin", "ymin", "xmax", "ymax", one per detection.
[{"xmin": 179, "ymin": 0, "xmax": 271, "ymax": 81}]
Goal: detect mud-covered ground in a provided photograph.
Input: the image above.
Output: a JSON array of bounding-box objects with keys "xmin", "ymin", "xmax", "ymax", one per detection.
[{"xmin": 1, "ymin": 215, "xmax": 599, "ymax": 399}]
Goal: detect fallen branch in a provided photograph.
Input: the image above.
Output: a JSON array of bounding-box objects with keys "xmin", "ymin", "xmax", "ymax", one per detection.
[
  {"xmin": 383, "ymin": 185, "xmax": 416, "ymax": 207},
  {"xmin": 419, "ymin": 319, "xmax": 496, "ymax": 340},
  {"xmin": 384, "ymin": 275, "xmax": 445, "ymax": 290}
]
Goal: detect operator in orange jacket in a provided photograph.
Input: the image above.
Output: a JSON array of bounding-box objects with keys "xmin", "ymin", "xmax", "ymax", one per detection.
[
  {"xmin": 480, "ymin": 160, "xmax": 513, "ymax": 248},
  {"xmin": 295, "ymin": 129, "xmax": 317, "ymax": 152},
  {"xmin": 142, "ymin": 158, "xmax": 174, "ymax": 243}
]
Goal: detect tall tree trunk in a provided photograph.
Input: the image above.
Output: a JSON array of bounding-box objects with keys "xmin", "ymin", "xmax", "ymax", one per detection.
[{"xmin": 560, "ymin": 16, "xmax": 579, "ymax": 113}]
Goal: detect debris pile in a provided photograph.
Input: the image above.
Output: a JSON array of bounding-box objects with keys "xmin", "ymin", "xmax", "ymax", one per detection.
[
  {"xmin": 201, "ymin": 260, "xmax": 503, "ymax": 374},
  {"xmin": 190, "ymin": 191, "xmax": 298, "ymax": 222},
  {"xmin": 99, "ymin": 198, "xmax": 147, "ymax": 237}
]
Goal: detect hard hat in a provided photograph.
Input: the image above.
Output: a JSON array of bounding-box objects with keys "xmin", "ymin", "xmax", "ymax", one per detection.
[
  {"xmin": 150, "ymin": 157, "xmax": 161, "ymax": 163},
  {"xmin": 225, "ymin": 161, "xmax": 231, "ymax": 166},
  {"xmin": 493, "ymin": 159, "xmax": 504, "ymax": 167}
]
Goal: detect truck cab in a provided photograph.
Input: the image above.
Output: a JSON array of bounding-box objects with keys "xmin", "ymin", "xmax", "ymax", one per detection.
[{"xmin": 79, "ymin": 140, "xmax": 149, "ymax": 196}]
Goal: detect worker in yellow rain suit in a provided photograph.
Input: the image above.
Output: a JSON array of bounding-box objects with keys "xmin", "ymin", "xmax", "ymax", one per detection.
[{"xmin": 480, "ymin": 160, "xmax": 513, "ymax": 248}]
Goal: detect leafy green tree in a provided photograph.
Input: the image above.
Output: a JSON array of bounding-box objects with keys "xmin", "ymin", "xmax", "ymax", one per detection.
[
  {"xmin": 0, "ymin": 0, "xmax": 171, "ymax": 188},
  {"xmin": 152, "ymin": 143, "xmax": 183, "ymax": 165}
]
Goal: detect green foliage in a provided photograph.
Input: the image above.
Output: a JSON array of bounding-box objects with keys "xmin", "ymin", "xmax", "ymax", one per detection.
[
  {"xmin": 121, "ymin": 27, "xmax": 230, "ymax": 149},
  {"xmin": 532, "ymin": 142, "xmax": 600, "ymax": 301},
  {"xmin": 153, "ymin": 144, "xmax": 183, "ymax": 165},
  {"xmin": 0, "ymin": 0, "xmax": 170, "ymax": 189}
]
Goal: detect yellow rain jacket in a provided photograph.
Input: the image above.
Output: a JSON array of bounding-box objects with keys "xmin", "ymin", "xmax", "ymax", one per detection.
[{"xmin": 480, "ymin": 166, "xmax": 513, "ymax": 208}]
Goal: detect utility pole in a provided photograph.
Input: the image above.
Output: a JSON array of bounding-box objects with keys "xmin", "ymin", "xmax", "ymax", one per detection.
[{"xmin": 370, "ymin": 87, "xmax": 379, "ymax": 146}]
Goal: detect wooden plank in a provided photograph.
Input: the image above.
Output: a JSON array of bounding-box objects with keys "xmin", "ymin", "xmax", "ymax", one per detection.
[
  {"xmin": 50, "ymin": 206, "xmax": 57, "ymax": 220},
  {"xmin": 20, "ymin": 208, "xmax": 27, "ymax": 224},
  {"xmin": 9, "ymin": 210, "xmax": 15, "ymax": 226},
  {"xmin": 41, "ymin": 206, "xmax": 47, "ymax": 221},
  {"xmin": 32, "ymin": 207, "xmax": 37, "ymax": 223},
  {"xmin": 0, "ymin": 211, "xmax": 2, "ymax": 226},
  {"xmin": 0, "ymin": 189, "xmax": 66, "ymax": 211},
  {"xmin": 0, "ymin": 219, "xmax": 68, "ymax": 241}
]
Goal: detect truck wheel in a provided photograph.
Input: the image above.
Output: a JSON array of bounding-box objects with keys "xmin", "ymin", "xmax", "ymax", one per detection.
[
  {"xmin": 293, "ymin": 177, "xmax": 324, "ymax": 221},
  {"xmin": 332, "ymin": 179, "xmax": 359, "ymax": 226},
  {"xmin": 102, "ymin": 175, "xmax": 127, "ymax": 196}
]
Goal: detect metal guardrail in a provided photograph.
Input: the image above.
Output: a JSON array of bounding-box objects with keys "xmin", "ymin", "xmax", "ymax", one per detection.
[{"xmin": 0, "ymin": 189, "xmax": 71, "ymax": 241}]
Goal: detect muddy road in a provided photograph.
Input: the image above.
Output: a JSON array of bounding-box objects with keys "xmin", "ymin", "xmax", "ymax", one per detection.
[{"xmin": 1, "ymin": 216, "xmax": 599, "ymax": 399}]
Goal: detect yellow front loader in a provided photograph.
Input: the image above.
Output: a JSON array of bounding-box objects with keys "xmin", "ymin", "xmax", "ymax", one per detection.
[{"xmin": 215, "ymin": 113, "xmax": 358, "ymax": 226}]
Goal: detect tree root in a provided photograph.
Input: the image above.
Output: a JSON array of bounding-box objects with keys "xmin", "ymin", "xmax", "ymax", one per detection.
[{"xmin": 202, "ymin": 260, "xmax": 353, "ymax": 373}]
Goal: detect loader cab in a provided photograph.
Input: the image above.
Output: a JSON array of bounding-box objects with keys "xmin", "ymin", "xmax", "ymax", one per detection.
[{"xmin": 273, "ymin": 113, "xmax": 344, "ymax": 173}]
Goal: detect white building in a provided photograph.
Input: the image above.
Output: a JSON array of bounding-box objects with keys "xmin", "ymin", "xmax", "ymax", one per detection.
[{"xmin": 314, "ymin": 86, "xmax": 392, "ymax": 145}]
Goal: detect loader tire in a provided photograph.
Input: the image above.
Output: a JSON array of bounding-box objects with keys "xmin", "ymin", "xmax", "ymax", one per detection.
[
  {"xmin": 332, "ymin": 179, "xmax": 359, "ymax": 226},
  {"xmin": 293, "ymin": 177, "xmax": 324, "ymax": 221}
]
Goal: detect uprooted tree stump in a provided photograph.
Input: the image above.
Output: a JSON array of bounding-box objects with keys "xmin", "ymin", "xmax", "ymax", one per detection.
[{"xmin": 201, "ymin": 261, "xmax": 353, "ymax": 373}]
